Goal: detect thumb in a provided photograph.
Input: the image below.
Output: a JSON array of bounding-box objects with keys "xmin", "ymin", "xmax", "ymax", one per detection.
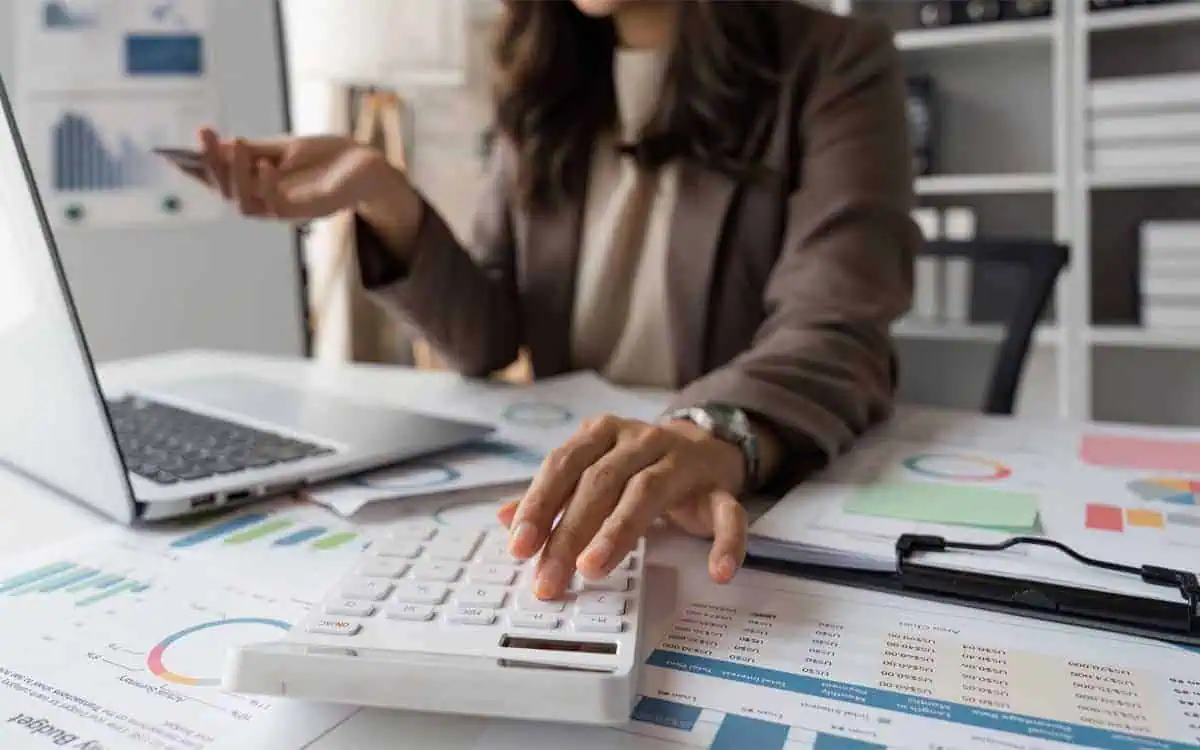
[{"xmin": 706, "ymin": 490, "xmax": 747, "ymax": 584}]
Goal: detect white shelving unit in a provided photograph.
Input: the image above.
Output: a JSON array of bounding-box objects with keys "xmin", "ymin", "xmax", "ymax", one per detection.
[{"xmin": 817, "ymin": 0, "xmax": 1200, "ymax": 424}]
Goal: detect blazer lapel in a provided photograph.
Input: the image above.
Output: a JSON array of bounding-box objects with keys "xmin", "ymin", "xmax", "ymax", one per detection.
[
  {"xmin": 520, "ymin": 197, "xmax": 584, "ymax": 377},
  {"xmin": 666, "ymin": 161, "xmax": 737, "ymax": 386}
]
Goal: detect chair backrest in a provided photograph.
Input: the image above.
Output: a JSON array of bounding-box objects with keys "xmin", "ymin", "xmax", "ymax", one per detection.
[{"xmin": 916, "ymin": 239, "xmax": 1070, "ymax": 416}]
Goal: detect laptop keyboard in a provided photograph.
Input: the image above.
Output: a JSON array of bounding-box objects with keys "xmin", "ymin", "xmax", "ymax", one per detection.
[{"xmin": 106, "ymin": 396, "xmax": 334, "ymax": 485}]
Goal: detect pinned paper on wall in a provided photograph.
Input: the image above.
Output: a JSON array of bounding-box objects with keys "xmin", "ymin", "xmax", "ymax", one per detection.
[{"xmin": 12, "ymin": 0, "xmax": 223, "ymax": 228}]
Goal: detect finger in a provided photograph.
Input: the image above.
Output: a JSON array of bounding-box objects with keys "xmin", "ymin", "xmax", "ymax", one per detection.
[
  {"xmin": 579, "ymin": 456, "xmax": 691, "ymax": 580},
  {"xmin": 507, "ymin": 416, "xmax": 621, "ymax": 560},
  {"xmin": 198, "ymin": 128, "xmax": 230, "ymax": 198},
  {"xmin": 496, "ymin": 499, "xmax": 519, "ymax": 527},
  {"xmin": 257, "ymin": 159, "xmax": 281, "ymax": 217},
  {"xmin": 706, "ymin": 490, "xmax": 747, "ymax": 584},
  {"xmin": 231, "ymin": 140, "xmax": 264, "ymax": 215},
  {"xmin": 536, "ymin": 433, "xmax": 668, "ymax": 597}
]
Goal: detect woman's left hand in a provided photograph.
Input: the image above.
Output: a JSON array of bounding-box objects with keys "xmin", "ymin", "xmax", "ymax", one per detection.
[{"xmin": 496, "ymin": 415, "xmax": 749, "ymax": 600}]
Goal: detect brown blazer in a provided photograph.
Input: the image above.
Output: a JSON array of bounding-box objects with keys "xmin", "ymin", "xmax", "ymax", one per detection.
[{"xmin": 355, "ymin": 3, "xmax": 919, "ymax": 478}]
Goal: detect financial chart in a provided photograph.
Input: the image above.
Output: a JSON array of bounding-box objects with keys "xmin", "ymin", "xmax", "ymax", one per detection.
[
  {"xmin": 626, "ymin": 577, "xmax": 1200, "ymax": 750},
  {"xmin": 0, "ymin": 501, "xmax": 366, "ymax": 749}
]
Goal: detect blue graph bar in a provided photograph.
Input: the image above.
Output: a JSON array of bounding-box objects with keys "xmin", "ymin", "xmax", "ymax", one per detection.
[
  {"xmin": 0, "ymin": 562, "xmax": 75, "ymax": 594},
  {"xmin": 171, "ymin": 513, "xmax": 269, "ymax": 548},
  {"xmin": 37, "ymin": 568, "xmax": 98, "ymax": 593},
  {"xmin": 273, "ymin": 527, "xmax": 326, "ymax": 547},
  {"xmin": 631, "ymin": 697, "xmax": 702, "ymax": 731},
  {"xmin": 814, "ymin": 734, "xmax": 885, "ymax": 750},
  {"xmin": 711, "ymin": 715, "xmax": 788, "ymax": 750}
]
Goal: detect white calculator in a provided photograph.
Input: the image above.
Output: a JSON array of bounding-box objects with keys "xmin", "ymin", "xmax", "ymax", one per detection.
[{"xmin": 222, "ymin": 522, "xmax": 647, "ymax": 726}]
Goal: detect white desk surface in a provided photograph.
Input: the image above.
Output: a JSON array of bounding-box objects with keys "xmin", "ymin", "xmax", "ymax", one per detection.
[{"xmin": 0, "ymin": 349, "xmax": 1014, "ymax": 750}]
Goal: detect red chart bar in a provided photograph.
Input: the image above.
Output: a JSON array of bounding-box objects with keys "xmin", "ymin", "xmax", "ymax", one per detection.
[{"xmin": 1085, "ymin": 503, "xmax": 1125, "ymax": 532}]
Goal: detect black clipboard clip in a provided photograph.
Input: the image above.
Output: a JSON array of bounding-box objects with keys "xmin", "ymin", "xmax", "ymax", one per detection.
[{"xmin": 895, "ymin": 534, "xmax": 1200, "ymax": 640}]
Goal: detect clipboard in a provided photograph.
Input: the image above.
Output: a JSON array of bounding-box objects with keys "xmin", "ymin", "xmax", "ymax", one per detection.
[{"xmin": 745, "ymin": 533, "xmax": 1200, "ymax": 648}]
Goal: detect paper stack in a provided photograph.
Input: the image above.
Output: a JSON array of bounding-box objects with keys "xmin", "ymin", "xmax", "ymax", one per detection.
[
  {"xmin": 1088, "ymin": 71, "xmax": 1200, "ymax": 174},
  {"xmin": 1139, "ymin": 220, "xmax": 1200, "ymax": 328}
]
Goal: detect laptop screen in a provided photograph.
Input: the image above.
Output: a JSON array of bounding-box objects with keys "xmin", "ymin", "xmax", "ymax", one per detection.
[{"xmin": 0, "ymin": 75, "xmax": 136, "ymax": 523}]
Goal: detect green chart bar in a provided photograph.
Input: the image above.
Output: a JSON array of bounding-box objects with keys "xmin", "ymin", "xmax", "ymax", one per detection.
[
  {"xmin": 224, "ymin": 519, "xmax": 294, "ymax": 545},
  {"xmin": 0, "ymin": 562, "xmax": 76, "ymax": 594},
  {"xmin": 67, "ymin": 574, "xmax": 123, "ymax": 593},
  {"xmin": 312, "ymin": 532, "xmax": 357, "ymax": 550},
  {"xmin": 76, "ymin": 580, "xmax": 148, "ymax": 607},
  {"xmin": 38, "ymin": 569, "xmax": 99, "ymax": 593}
]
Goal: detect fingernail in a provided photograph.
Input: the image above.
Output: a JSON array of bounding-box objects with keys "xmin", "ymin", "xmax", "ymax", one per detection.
[
  {"xmin": 508, "ymin": 521, "xmax": 538, "ymax": 556},
  {"xmin": 716, "ymin": 554, "xmax": 739, "ymax": 581},
  {"xmin": 535, "ymin": 560, "xmax": 566, "ymax": 599},
  {"xmin": 579, "ymin": 537, "xmax": 614, "ymax": 574}
]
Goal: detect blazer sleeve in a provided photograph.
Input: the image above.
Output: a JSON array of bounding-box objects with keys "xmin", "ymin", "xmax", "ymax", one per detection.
[
  {"xmin": 352, "ymin": 137, "xmax": 522, "ymax": 377},
  {"xmin": 668, "ymin": 20, "xmax": 919, "ymax": 481}
]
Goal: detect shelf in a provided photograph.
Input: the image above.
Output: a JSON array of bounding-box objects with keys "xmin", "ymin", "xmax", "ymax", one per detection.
[
  {"xmin": 1086, "ymin": 2, "xmax": 1200, "ymax": 31},
  {"xmin": 1088, "ymin": 169, "xmax": 1200, "ymax": 190},
  {"xmin": 1088, "ymin": 325, "xmax": 1200, "ymax": 350},
  {"xmin": 894, "ymin": 320, "xmax": 1059, "ymax": 345},
  {"xmin": 916, "ymin": 173, "xmax": 1056, "ymax": 196},
  {"xmin": 894, "ymin": 19, "xmax": 1055, "ymax": 52}
]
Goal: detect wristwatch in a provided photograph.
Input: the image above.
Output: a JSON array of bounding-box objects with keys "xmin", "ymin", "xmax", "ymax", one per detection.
[{"xmin": 664, "ymin": 404, "xmax": 761, "ymax": 492}]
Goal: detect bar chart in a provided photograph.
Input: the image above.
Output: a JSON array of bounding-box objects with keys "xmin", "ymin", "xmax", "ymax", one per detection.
[
  {"xmin": 0, "ymin": 561, "xmax": 150, "ymax": 606},
  {"xmin": 169, "ymin": 512, "xmax": 362, "ymax": 551},
  {"xmin": 631, "ymin": 698, "xmax": 882, "ymax": 749}
]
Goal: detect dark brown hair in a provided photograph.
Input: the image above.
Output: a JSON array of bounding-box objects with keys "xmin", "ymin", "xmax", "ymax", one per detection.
[{"xmin": 492, "ymin": 1, "xmax": 783, "ymax": 209}]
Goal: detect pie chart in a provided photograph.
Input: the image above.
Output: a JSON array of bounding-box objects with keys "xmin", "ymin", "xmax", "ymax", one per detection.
[{"xmin": 1126, "ymin": 478, "xmax": 1200, "ymax": 506}]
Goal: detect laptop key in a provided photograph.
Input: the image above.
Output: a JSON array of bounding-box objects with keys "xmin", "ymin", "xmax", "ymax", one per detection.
[{"xmin": 106, "ymin": 396, "xmax": 333, "ymax": 485}]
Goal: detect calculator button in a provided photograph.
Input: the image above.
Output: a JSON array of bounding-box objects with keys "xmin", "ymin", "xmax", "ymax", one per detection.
[
  {"xmin": 341, "ymin": 578, "xmax": 393, "ymax": 601},
  {"xmin": 516, "ymin": 591, "xmax": 566, "ymax": 613},
  {"xmin": 426, "ymin": 544, "xmax": 476, "ymax": 562},
  {"xmin": 573, "ymin": 614, "xmax": 623, "ymax": 633},
  {"xmin": 575, "ymin": 574, "xmax": 630, "ymax": 592},
  {"xmin": 375, "ymin": 540, "xmax": 423, "ymax": 559},
  {"xmin": 386, "ymin": 603, "xmax": 436, "ymax": 621},
  {"xmin": 308, "ymin": 618, "xmax": 362, "ymax": 636},
  {"xmin": 387, "ymin": 522, "xmax": 437, "ymax": 541},
  {"xmin": 357, "ymin": 558, "xmax": 409, "ymax": 579},
  {"xmin": 439, "ymin": 530, "xmax": 485, "ymax": 547},
  {"xmin": 509, "ymin": 611, "xmax": 559, "ymax": 630},
  {"xmin": 325, "ymin": 599, "xmax": 376, "ymax": 617},
  {"xmin": 393, "ymin": 581, "xmax": 448, "ymax": 605},
  {"xmin": 455, "ymin": 585, "xmax": 507, "ymax": 609},
  {"xmin": 468, "ymin": 564, "xmax": 517, "ymax": 585},
  {"xmin": 576, "ymin": 593, "xmax": 626, "ymax": 615},
  {"xmin": 410, "ymin": 562, "xmax": 462, "ymax": 582},
  {"xmin": 448, "ymin": 606, "xmax": 495, "ymax": 625}
]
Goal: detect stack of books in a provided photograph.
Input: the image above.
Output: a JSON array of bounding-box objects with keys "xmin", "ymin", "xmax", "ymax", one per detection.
[
  {"xmin": 1140, "ymin": 220, "xmax": 1200, "ymax": 328},
  {"xmin": 1088, "ymin": 71, "xmax": 1200, "ymax": 175}
]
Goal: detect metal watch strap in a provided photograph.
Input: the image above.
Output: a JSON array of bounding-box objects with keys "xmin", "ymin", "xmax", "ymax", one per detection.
[{"xmin": 664, "ymin": 405, "xmax": 760, "ymax": 492}]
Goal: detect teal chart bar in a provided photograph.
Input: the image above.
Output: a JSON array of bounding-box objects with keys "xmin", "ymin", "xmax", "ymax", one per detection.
[
  {"xmin": 273, "ymin": 527, "xmax": 326, "ymax": 546},
  {"xmin": 171, "ymin": 513, "xmax": 269, "ymax": 548},
  {"xmin": 0, "ymin": 562, "xmax": 76, "ymax": 593}
]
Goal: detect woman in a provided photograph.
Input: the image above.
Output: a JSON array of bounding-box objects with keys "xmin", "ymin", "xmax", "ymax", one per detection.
[{"xmin": 194, "ymin": 0, "xmax": 918, "ymax": 600}]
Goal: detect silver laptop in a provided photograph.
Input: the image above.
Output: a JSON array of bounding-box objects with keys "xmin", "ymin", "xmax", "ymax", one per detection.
[{"xmin": 0, "ymin": 75, "xmax": 492, "ymax": 524}]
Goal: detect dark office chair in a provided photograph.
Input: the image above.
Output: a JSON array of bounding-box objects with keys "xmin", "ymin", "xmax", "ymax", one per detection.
[{"xmin": 916, "ymin": 239, "xmax": 1070, "ymax": 416}]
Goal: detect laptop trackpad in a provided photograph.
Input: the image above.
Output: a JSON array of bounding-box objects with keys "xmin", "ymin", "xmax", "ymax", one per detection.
[{"xmin": 135, "ymin": 374, "xmax": 418, "ymax": 444}]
